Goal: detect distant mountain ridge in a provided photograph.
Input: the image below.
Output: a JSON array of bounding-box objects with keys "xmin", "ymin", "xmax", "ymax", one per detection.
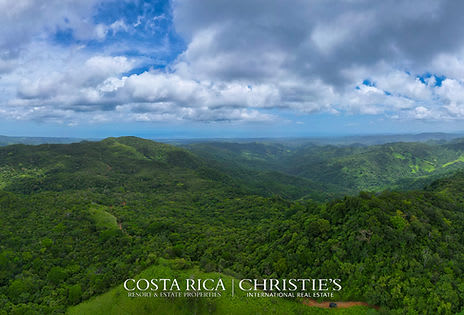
[
  {"xmin": 1, "ymin": 132, "xmax": 463, "ymax": 147},
  {"xmin": 0, "ymin": 135, "xmax": 87, "ymax": 146},
  {"xmin": 162, "ymin": 132, "xmax": 464, "ymax": 146},
  {"xmin": 4, "ymin": 133, "xmax": 464, "ymax": 200}
]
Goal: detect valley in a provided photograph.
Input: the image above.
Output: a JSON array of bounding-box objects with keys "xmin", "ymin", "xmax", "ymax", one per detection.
[{"xmin": 0, "ymin": 136, "xmax": 463, "ymax": 314}]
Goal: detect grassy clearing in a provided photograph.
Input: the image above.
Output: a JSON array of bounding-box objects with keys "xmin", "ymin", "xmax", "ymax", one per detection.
[
  {"xmin": 68, "ymin": 259, "xmax": 372, "ymax": 315},
  {"xmin": 89, "ymin": 206, "xmax": 119, "ymax": 231},
  {"xmin": 442, "ymin": 154, "xmax": 464, "ymax": 168}
]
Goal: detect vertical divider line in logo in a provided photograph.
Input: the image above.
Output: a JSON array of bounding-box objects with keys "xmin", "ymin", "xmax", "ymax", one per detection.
[{"xmin": 232, "ymin": 279, "xmax": 234, "ymax": 297}]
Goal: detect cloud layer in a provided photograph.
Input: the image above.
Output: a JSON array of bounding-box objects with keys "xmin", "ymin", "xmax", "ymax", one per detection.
[{"xmin": 2, "ymin": 0, "xmax": 464, "ymax": 125}]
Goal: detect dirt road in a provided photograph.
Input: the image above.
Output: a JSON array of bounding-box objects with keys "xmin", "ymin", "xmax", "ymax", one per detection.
[{"xmin": 303, "ymin": 299, "xmax": 379, "ymax": 310}]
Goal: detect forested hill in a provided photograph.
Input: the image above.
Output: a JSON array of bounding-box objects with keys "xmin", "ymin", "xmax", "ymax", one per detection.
[
  {"xmin": 4, "ymin": 135, "xmax": 464, "ymax": 201},
  {"xmin": 186, "ymin": 138, "xmax": 464, "ymax": 198},
  {"xmin": 1, "ymin": 137, "xmax": 464, "ymax": 314},
  {"xmin": 0, "ymin": 136, "xmax": 239, "ymax": 195},
  {"xmin": 0, "ymin": 137, "xmax": 336, "ymax": 201}
]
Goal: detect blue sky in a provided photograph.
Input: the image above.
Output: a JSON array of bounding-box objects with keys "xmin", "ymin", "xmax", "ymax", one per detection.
[{"xmin": 1, "ymin": 0, "xmax": 464, "ymax": 138}]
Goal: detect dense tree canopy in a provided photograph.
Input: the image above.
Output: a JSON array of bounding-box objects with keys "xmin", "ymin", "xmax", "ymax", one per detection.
[{"xmin": 0, "ymin": 137, "xmax": 463, "ymax": 314}]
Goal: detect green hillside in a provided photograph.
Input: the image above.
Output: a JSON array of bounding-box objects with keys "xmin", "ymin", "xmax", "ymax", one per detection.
[
  {"xmin": 287, "ymin": 142, "xmax": 462, "ymax": 190},
  {"xmin": 1, "ymin": 137, "xmax": 464, "ymax": 314},
  {"xmin": 186, "ymin": 142, "xmax": 349, "ymax": 201},
  {"xmin": 187, "ymin": 140, "xmax": 464, "ymax": 197},
  {"xmin": 68, "ymin": 259, "xmax": 368, "ymax": 315},
  {"xmin": 0, "ymin": 136, "xmax": 236, "ymax": 196}
]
